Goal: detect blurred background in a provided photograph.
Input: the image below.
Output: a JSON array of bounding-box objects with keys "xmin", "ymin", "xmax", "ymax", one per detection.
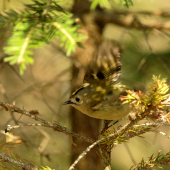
[{"xmin": 0, "ymin": 0, "xmax": 170, "ymax": 169}]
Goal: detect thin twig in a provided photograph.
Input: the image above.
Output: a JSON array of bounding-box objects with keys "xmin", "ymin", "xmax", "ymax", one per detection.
[
  {"xmin": 151, "ymin": 129, "xmax": 170, "ymax": 139},
  {"xmin": 0, "ymin": 153, "xmax": 38, "ymax": 170},
  {"xmin": 124, "ymin": 143, "xmax": 136, "ymax": 165},
  {"xmin": 143, "ymin": 30, "xmax": 170, "ymax": 76},
  {"xmin": 6, "ymin": 123, "xmax": 51, "ymax": 132},
  {"xmin": 68, "ymin": 115, "xmax": 145, "ymax": 170},
  {"xmin": 42, "ymin": 0, "xmax": 52, "ymax": 16},
  {"xmin": 95, "ymin": 11, "xmax": 170, "ymax": 30},
  {"xmin": 0, "ymin": 101, "xmax": 94, "ymax": 144},
  {"xmin": 69, "ymin": 110, "xmax": 170, "ymax": 170}
]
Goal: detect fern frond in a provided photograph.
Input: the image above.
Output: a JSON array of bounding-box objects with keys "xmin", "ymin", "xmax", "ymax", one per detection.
[{"xmin": 51, "ymin": 14, "xmax": 86, "ymax": 56}]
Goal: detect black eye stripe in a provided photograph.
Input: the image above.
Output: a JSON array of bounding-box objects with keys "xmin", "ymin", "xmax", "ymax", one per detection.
[
  {"xmin": 72, "ymin": 87, "xmax": 84, "ymax": 96},
  {"xmin": 71, "ymin": 83, "xmax": 89, "ymax": 96}
]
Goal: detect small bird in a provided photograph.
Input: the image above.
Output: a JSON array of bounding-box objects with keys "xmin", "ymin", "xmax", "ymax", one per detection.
[{"xmin": 63, "ymin": 40, "xmax": 131, "ymax": 120}]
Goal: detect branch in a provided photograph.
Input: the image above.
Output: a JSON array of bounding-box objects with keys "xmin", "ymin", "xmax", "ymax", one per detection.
[
  {"xmin": 131, "ymin": 150, "xmax": 170, "ymax": 170},
  {"xmin": 94, "ymin": 10, "xmax": 170, "ymax": 30},
  {"xmin": 113, "ymin": 10, "xmax": 170, "ymax": 18},
  {"xmin": 69, "ymin": 114, "xmax": 170, "ymax": 170},
  {"xmin": 0, "ymin": 101, "xmax": 94, "ymax": 144},
  {"xmin": 68, "ymin": 111, "xmax": 149, "ymax": 170},
  {"xmin": 0, "ymin": 153, "xmax": 38, "ymax": 170}
]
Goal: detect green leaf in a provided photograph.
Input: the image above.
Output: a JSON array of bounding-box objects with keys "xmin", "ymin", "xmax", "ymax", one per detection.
[
  {"xmin": 90, "ymin": 0, "xmax": 111, "ymax": 10},
  {"xmin": 123, "ymin": 0, "xmax": 133, "ymax": 8}
]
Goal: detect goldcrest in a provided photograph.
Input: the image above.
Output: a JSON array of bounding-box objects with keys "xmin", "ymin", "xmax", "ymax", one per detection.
[{"xmin": 63, "ymin": 40, "xmax": 130, "ymax": 120}]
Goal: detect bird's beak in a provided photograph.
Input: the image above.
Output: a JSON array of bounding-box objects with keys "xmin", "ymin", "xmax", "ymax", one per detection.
[{"xmin": 62, "ymin": 100, "xmax": 74, "ymax": 105}]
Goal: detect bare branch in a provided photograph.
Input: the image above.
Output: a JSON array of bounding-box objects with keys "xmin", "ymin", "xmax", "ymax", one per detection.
[
  {"xmin": 94, "ymin": 10, "xmax": 170, "ymax": 30},
  {"xmin": 0, "ymin": 101, "xmax": 94, "ymax": 144},
  {"xmin": 69, "ymin": 117, "xmax": 170, "ymax": 170},
  {"xmin": 68, "ymin": 113, "xmax": 147, "ymax": 170}
]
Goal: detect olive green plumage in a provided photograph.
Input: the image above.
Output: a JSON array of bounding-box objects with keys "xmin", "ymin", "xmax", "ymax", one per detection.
[{"xmin": 63, "ymin": 40, "xmax": 130, "ymax": 120}]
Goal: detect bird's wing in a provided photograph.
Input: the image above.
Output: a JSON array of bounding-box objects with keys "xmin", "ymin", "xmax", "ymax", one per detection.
[{"xmin": 84, "ymin": 39, "xmax": 122, "ymax": 86}]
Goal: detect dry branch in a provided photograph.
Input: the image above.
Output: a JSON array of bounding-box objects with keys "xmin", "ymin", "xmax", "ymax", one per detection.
[{"xmin": 0, "ymin": 101, "xmax": 94, "ymax": 144}]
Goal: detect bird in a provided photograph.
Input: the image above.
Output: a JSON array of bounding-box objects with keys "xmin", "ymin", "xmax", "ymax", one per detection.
[{"xmin": 63, "ymin": 39, "xmax": 131, "ymax": 120}]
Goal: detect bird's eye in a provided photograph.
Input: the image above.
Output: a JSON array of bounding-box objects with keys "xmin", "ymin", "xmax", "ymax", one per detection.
[
  {"xmin": 75, "ymin": 97, "xmax": 80, "ymax": 102},
  {"xmin": 97, "ymin": 71, "xmax": 105, "ymax": 80}
]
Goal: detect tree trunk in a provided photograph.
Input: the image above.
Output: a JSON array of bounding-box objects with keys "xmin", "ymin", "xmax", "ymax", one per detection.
[{"xmin": 70, "ymin": 1, "xmax": 102, "ymax": 169}]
